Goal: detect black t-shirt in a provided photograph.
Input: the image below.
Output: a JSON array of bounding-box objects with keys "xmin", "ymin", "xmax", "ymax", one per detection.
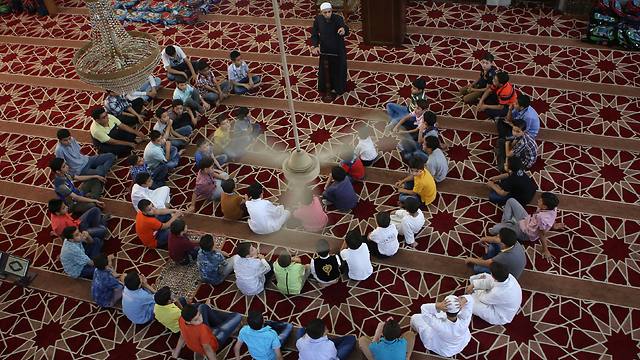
[
  {"xmin": 500, "ymin": 170, "xmax": 537, "ymax": 206},
  {"xmin": 313, "ymin": 255, "xmax": 341, "ymax": 282}
]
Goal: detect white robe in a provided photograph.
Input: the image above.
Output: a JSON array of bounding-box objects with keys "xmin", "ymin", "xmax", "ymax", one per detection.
[
  {"xmin": 131, "ymin": 184, "xmax": 171, "ymax": 211},
  {"xmin": 410, "ymin": 295, "xmax": 474, "ymax": 358},
  {"xmin": 470, "ymin": 273, "xmax": 522, "ymax": 325},
  {"xmin": 246, "ymin": 198, "xmax": 290, "ymax": 235}
]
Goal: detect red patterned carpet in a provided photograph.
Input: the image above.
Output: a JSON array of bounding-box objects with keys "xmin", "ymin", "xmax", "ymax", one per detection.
[{"xmin": 0, "ymin": 1, "xmax": 639, "ymax": 359}]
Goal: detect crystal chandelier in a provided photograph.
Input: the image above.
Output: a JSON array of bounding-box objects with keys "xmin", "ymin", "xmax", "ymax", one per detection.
[{"xmin": 73, "ymin": 0, "xmax": 160, "ymax": 94}]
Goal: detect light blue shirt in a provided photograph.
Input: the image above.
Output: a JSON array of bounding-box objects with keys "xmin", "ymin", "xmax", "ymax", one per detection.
[
  {"xmin": 173, "ymin": 84, "xmax": 195, "ymax": 103},
  {"xmin": 369, "ymin": 337, "xmax": 407, "ymax": 360},
  {"xmin": 60, "ymin": 240, "xmax": 90, "ymax": 278},
  {"xmin": 55, "ymin": 138, "xmax": 88, "ymax": 176},
  {"xmin": 296, "ymin": 335, "xmax": 338, "ymax": 360},
  {"xmin": 238, "ymin": 325, "xmax": 280, "ymax": 360},
  {"xmin": 143, "ymin": 142, "xmax": 167, "ymax": 171},
  {"xmin": 122, "ymin": 288, "xmax": 155, "ymax": 324},
  {"xmin": 426, "ymin": 148, "xmax": 448, "ymax": 183},
  {"xmin": 512, "ymin": 106, "xmax": 540, "ymax": 138},
  {"xmin": 228, "ymin": 61, "xmax": 249, "ymax": 83}
]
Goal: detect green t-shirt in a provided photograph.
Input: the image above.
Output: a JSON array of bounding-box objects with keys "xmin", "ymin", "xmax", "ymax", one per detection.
[{"xmin": 274, "ymin": 262, "xmax": 305, "ymax": 295}]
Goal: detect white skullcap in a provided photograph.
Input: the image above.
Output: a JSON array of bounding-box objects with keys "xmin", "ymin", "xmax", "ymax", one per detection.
[
  {"xmin": 320, "ymin": 2, "xmax": 332, "ymax": 11},
  {"xmin": 444, "ymin": 295, "xmax": 461, "ymax": 314}
]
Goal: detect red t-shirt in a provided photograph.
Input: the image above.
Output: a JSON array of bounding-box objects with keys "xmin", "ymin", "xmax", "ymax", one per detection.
[
  {"xmin": 135, "ymin": 211, "xmax": 162, "ymax": 248},
  {"xmin": 341, "ymin": 158, "xmax": 365, "ymax": 181},
  {"xmin": 178, "ymin": 317, "xmax": 219, "ymax": 355},
  {"xmin": 168, "ymin": 233, "xmax": 197, "ymax": 261},
  {"xmin": 50, "ymin": 213, "xmax": 80, "ymax": 236}
]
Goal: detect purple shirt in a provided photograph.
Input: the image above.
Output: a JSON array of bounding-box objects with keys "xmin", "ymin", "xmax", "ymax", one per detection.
[
  {"xmin": 518, "ymin": 208, "xmax": 557, "ymax": 241},
  {"xmin": 324, "ymin": 178, "xmax": 358, "ymax": 210}
]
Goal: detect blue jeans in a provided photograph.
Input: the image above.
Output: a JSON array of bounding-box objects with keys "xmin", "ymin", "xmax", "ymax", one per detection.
[
  {"xmin": 183, "ymin": 89, "xmax": 205, "ymax": 114},
  {"xmin": 80, "ymin": 264, "xmax": 96, "ymax": 279},
  {"xmin": 155, "ymin": 229, "xmax": 169, "ymax": 249},
  {"xmin": 81, "ymin": 236, "xmax": 103, "ymax": 278},
  {"xmin": 386, "ymin": 102, "xmax": 410, "ymax": 126},
  {"xmin": 488, "ymin": 190, "xmax": 510, "ymax": 205},
  {"xmin": 169, "ymin": 125, "xmax": 193, "ymax": 149},
  {"xmin": 200, "ymin": 305, "xmax": 242, "ymax": 346},
  {"xmin": 233, "ymin": 75, "xmax": 262, "ymax": 94},
  {"xmin": 165, "ymin": 146, "xmax": 180, "ymax": 169},
  {"xmin": 265, "ymin": 321, "xmax": 293, "ymax": 346},
  {"xmin": 203, "ymin": 81, "xmax": 232, "ymax": 103},
  {"xmin": 133, "ymin": 76, "xmax": 161, "ymax": 102},
  {"xmin": 78, "ymin": 207, "xmax": 108, "ymax": 240},
  {"xmin": 150, "ymin": 165, "xmax": 169, "ymax": 189},
  {"xmin": 399, "ymin": 180, "xmax": 420, "ymax": 203},
  {"xmin": 80, "ymin": 153, "xmax": 116, "ymax": 177},
  {"xmin": 473, "ymin": 243, "xmax": 501, "ymax": 274},
  {"xmin": 295, "ymin": 328, "xmax": 356, "ymax": 360}
]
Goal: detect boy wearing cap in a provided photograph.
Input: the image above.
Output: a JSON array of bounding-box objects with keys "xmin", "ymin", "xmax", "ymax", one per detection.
[{"xmin": 386, "ymin": 78, "xmax": 427, "ymax": 128}]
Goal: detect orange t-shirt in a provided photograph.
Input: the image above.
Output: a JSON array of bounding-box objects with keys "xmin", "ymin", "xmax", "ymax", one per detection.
[
  {"xmin": 221, "ymin": 192, "xmax": 244, "ymax": 220},
  {"xmin": 178, "ymin": 317, "xmax": 219, "ymax": 355},
  {"xmin": 50, "ymin": 213, "xmax": 80, "ymax": 236},
  {"xmin": 135, "ymin": 211, "xmax": 162, "ymax": 248}
]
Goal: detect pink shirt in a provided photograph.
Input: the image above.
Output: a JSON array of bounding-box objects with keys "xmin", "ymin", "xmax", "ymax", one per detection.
[
  {"xmin": 519, "ymin": 208, "xmax": 557, "ymax": 241},
  {"xmin": 410, "ymin": 110, "xmax": 425, "ymax": 128},
  {"xmin": 293, "ymin": 196, "xmax": 328, "ymax": 232}
]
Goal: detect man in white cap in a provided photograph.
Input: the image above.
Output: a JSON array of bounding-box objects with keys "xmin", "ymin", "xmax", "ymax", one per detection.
[
  {"xmin": 466, "ymin": 261, "xmax": 522, "ymax": 325},
  {"xmin": 410, "ymin": 294, "xmax": 474, "ymax": 357},
  {"xmin": 310, "ymin": 2, "xmax": 349, "ymax": 100}
]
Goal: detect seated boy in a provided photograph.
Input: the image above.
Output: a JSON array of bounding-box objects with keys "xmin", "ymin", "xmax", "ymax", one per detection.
[
  {"xmin": 340, "ymin": 149, "xmax": 365, "ymax": 182},
  {"xmin": 274, "ymin": 250, "xmax": 310, "ymax": 295},
  {"xmin": 505, "ymin": 119, "xmax": 538, "ymax": 171},
  {"xmin": 464, "ymin": 228, "xmax": 527, "ymax": 279},
  {"xmin": 153, "ymin": 286, "xmax": 183, "ymax": 333},
  {"xmin": 49, "ymin": 157, "xmax": 105, "ymax": 217},
  {"xmin": 126, "ymin": 74, "xmax": 161, "ymax": 103},
  {"xmin": 168, "ymin": 219, "xmax": 199, "ymax": 265},
  {"xmin": 355, "ymin": 126, "xmax": 378, "ymax": 166},
  {"xmin": 168, "ymin": 99, "xmax": 198, "ymax": 130},
  {"xmin": 340, "ymin": 229, "xmax": 373, "ymax": 281},
  {"xmin": 459, "ymin": 52, "xmax": 497, "ymax": 104},
  {"xmin": 195, "ymin": 60, "xmax": 231, "ymax": 105},
  {"xmin": 104, "ymin": 89, "xmax": 145, "ymax": 126},
  {"xmin": 498, "ymin": 94, "xmax": 540, "ymax": 140},
  {"xmin": 323, "ymin": 166, "xmax": 358, "ymax": 211},
  {"xmin": 55, "ymin": 128, "xmax": 115, "ymax": 177},
  {"xmin": 122, "ymin": 271, "xmax": 156, "ymax": 325},
  {"xmin": 143, "ymin": 130, "xmax": 180, "ymax": 172},
  {"xmin": 49, "ymin": 198, "xmax": 107, "ymax": 241},
  {"xmin": 60, "ymin": 226, "xmax": 102, "ymax": 279},
  {"xmin": 194, "ymin": 138, "xmax": 228, "ymax": 170},
  {"xmin": 310, "ymin": 239, "xmax": 343, "ymax": 285},
  {"xmin": 296, "ymin": 318, "xmax": 357, "ymax": 360},
  {"xmin": 233, "ymin": 242, "xmax": 273, "ymax": 296},
  {"xmin": 90, "ymin": 107, "xmax": 144, "ymax": 158},
  {"xmin": 359, "ymin": 318, "xmax": 415, "ymax": 360},
  {"xmin": 423, "ymin": 136, "xmax": 448, "ymax": 183},
  {"xmin": 197, "ymin": 234, "xmax": 235, "ymax": 285},
  {"xmin": 477, "ymin": 71, "xmax": 517, "ymax": 119},
  {"xmin": 220, "ymin": 179, "xmax": 248, "ymax": 221},
  {"xmin": 173, "ymin": 79, "xmax": 209, "ymax": 115},
  {"xmin": 416, "ymin": 111, "xmax": 440, "ymax": 146},
  {"xmin": 395, "ymin": 157, "xmax": 437, "ymax": 205},
  {"xmin": 486, "ymin": 156, "xmax": 537, "ymax": 207},
  {"xmin": 91, "ymin": 254, "xmax": 124, "ymax": 308},
  {"xmin": 233, "ymin": 311, "xmax": 293, "ymax": 359},
  {"xmin": 390, "ymin": 197, "xmax": 425, "ymax": 249},
  {"xmin": 366, "ymin": 212, "xmax": 399, "ymax": 258},
  {"xmin": 153, "ymin": 108, "xmax": 191, "ymax": 149},
  {"xmin": 390, "ymin": 99, "xmax": 429, "ymax": 141},
  {"xmin": 131, "ymin": 172, "xmax": 171, "ymax": 210},
  {"xmin": 234, "ymin": 106, "xmax": 262, "ymax": 138},
  {"xmin": 292, "ymin": 188, "xmax": 328, "ymax": 232},
  {"xmin": 135, "ymin": 198, "xmax": 183, "ymax": 249},
  {"xmin": 245, "ymin": 182, "xmax": 290, "ymax": 235},
  {"xmin": 386, "ymin": 78, "xmax": 427, "ymax": 125},
  {"xmin": 190, "ymin": 157, "xmax": 229, "ymax": 210},
  {"xmin": 162, "ymin": 44, "xmax": 196, "ymax": 82},
  {"xmin": 228, "ymin": 50, "xmax": 262, "ymax": 94},
  {"xmin": 128, "ymin": 153, "xmax": 168, "ymax": 190}
]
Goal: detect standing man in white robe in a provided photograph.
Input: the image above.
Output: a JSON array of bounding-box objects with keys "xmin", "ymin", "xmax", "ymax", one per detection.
[
  {"xmin": 466, "ymin": 262, "xmax": 522, "ymax": 325},
  {"xmin": 410, "ymin": 294, "xmax": 474, "ymax": 358},
  {"xmin": 245, "ymin": 182, "xmax": 290, "ymax": 235}
]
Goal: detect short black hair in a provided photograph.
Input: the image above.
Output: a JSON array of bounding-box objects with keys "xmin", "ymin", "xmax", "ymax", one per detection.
[
  {"xmin": 237, "ymin": 242, "xmax": 252, "ymax": 258},
  {"xmin": 409, "ymin": 157, "xmax": 426, "ymax": 170},
  {"xmin": 176, "ymin": 79, "xmax": 187, "ymax": 85},
  {"xmin": 48, "ymin": 198, "xmax": 64, "ymax": 214},
  {"xmin": 331, "ymin": 166, "xmax": 347, "ymax": 182},
  {"xmin": 482, "ymin": 52, "xmax": 495, "ymax": 62},
  {"xmin": 305, "ymin": 318, "xmax": 325, "ymax": 339},
  {"xmin": 412, "ymin": 78, "xmax": 426, "ymax": 90},
  {"xmin": 127, "ymin": 153, "xmax": 140, "ymax": 166},
  {"xmin": 49, "ymin": 157, "xmax": 65, "ymax": 172},
  {"xmin": 382, "ymin": 319, "xmax": 402, "ymax": 340},
  {"xmin": 61, "ymin": 226, "xmax": 77, "ymax": 240},
  {"xmin": 541, "ymin": 192, "xmax": 559, "ymax": 210},
  {"xmin": 124, "ymin": 271, "xmax": 141, "ymax": 290},
  {"xmin": 512, "ymin": 118, "xmax": 527, "ymax": 131},
  {"xmin": 171, "ymin": 99, "xmax": 184, "ymax": 108},
  {"xmin": 424, "ymin": 136, "xmax": 440, "ymax": 151},
  {"xmin": 135, "ymin": 172, "xmax": 151, "ymax": 186},
  {"xmin": 499, "ymin": 228, "xmax": 518, "ymax": 247},
  {"xmin": 198, "ymin": 156, "xmax": 215, "ymax": 170},
  {"xmin": 247, "ymin": 182, "xmax": 263, "ymax": 199},
  {"xmin": 517, "ymin": 94, "xmax": 530, "ymax": 108},
  {"xmin": 230, "ymin": 50, "xmax": 241, "ymax": 60},
  {"xmin": 93, "ymin": 254, "xmax": 108, "ymax": 270},
  {"xmin": 221, "ymin": 179, "xmax": 235, "ymax": 193},
  {"xmin": 92, "ymin": 107, "xmax": 106, "ymax": 120},
  {"xmin": 200, "ymin": 234, "xmax": 214, "ymax": 252},
  {"xmin": 235, "ymin": 106, "xmax": 249, "ymax": 118},
  {"xmin": 316, "ymin": 238, "xmax": 330, "ymax": 257},
  {"xmin": 170, "ymin": 219, "xmax": 186, "ymax": 235},
  {"xmin": 137, "ymin": 198, "xmax": 153, "ymax": 212},
  {"xmin": 403, "ymin": 197, "xmax": 420, "ymax": 214},
  {"xmin": 415, "ymin": 99, "xmax": 428, "ymax": 110},
  {"xmin": 56, "ymin": 128, "xmax": 71, "ymax": 140},
  {"xmin": 345, "ymin": 229, "xmax": 363, "ymax": 250},
  {"xmin": 507, "ymin": 156, "xmax": 524, "ymax": 172},
  {"xmin": 496, "ymin": 71, "xmax": 509, "ymax": 85},
  {"xmin": 154, "ymin": 286, "xmax": 172, "ymax": 305},
  {"xmin": 376, "ymin": 211, "xmax": 391, "ymax": 228},
  {"xmin": 277, "ymin": 251, "xmax": 291, "ymax": 268},
  {"xmin": 155, "ymin": 107, "xmax": 167, "ymax": 118},
  {"xmin": 181, "ymin": 303, "xmax": 199, "ymax": 322},
  {"xmin": 149, "ymin": 130, "xmax": 163, "ymax": 141},
  {"xmin": 165, "ymin": 45, "xmax": 176, "ymax": 56},
  {"xmin": 194, "ymin": 60, "xmax": 208, "ymax": 71},
  {"xmin": 490, "ymin": 261, "xmax": 509, "ymax": 282},
  {"xmin": 424, "ymin": 111, "xmax": 437, "ymax": 127},
  {"xmin": 247, "ymin": 311, "xmax": 263, "ymax": 330}
]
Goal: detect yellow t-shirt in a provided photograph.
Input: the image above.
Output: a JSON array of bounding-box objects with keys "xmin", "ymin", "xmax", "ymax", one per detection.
[
  {"xmin": 90, "ymin": 114, "xmax": 121, "ymax": 143},
  {"xmin": 154, "ymin": 303, "xmax": 181, "ymax": 333},
  {"xmin": 213, "ymin": 128, "xmax": 230, "ymax": 153},
  {"xmin": 413, "ymin": 169, "xmax": 437, "ymax": 205}
]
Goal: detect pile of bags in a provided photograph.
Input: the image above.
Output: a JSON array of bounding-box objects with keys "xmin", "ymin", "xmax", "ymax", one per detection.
[
  {"xmin": 585, "ymin": 0, "xmax": 640, "ymax": 50},
  {"xmin": 113, "ymin": 0, "xmax": 220, "ymax": 25}
]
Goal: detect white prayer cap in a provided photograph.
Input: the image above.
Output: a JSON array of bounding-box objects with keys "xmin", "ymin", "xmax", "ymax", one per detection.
[
  {"xmin": 320, "ymin": 2, "xmax": 332, "ymax": 11},
  {"xmin": 444, "ymin": 295, "xmax": 461, "ymax": 314}
]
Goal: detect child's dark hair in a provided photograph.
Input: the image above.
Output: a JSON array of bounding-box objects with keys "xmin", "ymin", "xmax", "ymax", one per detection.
[
  {"xmin": 93, "ymin": 254, "xmax": 109, "ymax": 270},
  {"xmin": 277, "ymin": 251, "xmax": 291, "ymax": 268},
  {"xmin": 135, "ymin": 172, "xmax": 151, "ymax": 186},
  {"xmin": 149, "ymin": 130, "xmax": 163, "ymax": 141},
  {"xmin": 92, "ymin": 107, "xmax": 106, "ymax": 120},
  {"xmin": 345, "ymin": 229, "xmax": 363, "ymax": 250},
  {"xmin": 199, "ymin": 234, "xmax": 214, "ymax": 252},
  {"xmin": 482, "ymin": 52, "xmax": 495, "ymax": 62},
  {"xmin": 490, "ymin": 262, "xmax": 509, "ymax": 282},
  {"xmin": 496, "ymin": 71, "xmax": 509, "ymax": 85},
  {"xmin": 137, "ymin": 199, "xmax": 153, "ymax": 212},
  {"xmin": 517, "ymin": 94, "xmax": 530, "ymax": 108},
  {"xmin": 424, "ymin": 136, "xmax": 440, "ymax": 151},
  {"xmin": 237, "ymin": 242, "xmax": 252, "ymax": 258},
  {"xmin": 424, "ymin": 111, "xmax": 437, "ymax": 127},
  {"xmin": 415, "ymin": 99, "xmax": 428, "ymax": 110},
  {"xmin": 331, "ymin": 166, "xmax": 347, "ymax": 182},
  {"xmin": 49, "ymin": 157, "xmax": 65, "ymax": 172},
  {"xmin": 230, "ymin": 50, "xmax": 241, "ymax": 61},
  {"xmin": 181, "ymin": 303, "xmax": 198, "ymax": 322},
  {"xmin": 247, "ymin": 182, "xmax": 263, "ymax": 199},
  {"xmin": 170, "ymin": 219, "xmax": 186, "ymax": 235},
  {"xmin": 56, "ymin": 128, "xmax": 71, "ymax": 140},
  {"xmin": 382, "ymin": 319, "xmax": 402, "ymax": 340},
  {"xmin": 235, "ymin": 106, "xmax": 250, "ymax": 118},
  {"xmin": 165, "ymin": 45, "xmax": 176, "ymax": 56},
  {"xmin": 409, "ymin": 157, "xmax": 426, "ymax": 170},
  {"xmin": 48, "ymin": 199, "xmax": 64, "ymax": 214},
  {"xmin": 376, "ymin": 211, "xmax": 391, "ymax": 228},
  {"xmin": 540, "ymin": 192, "xmax": 559, "ymax": 210},
  {"xmin": 221, "ymin": 178, "xmax": 236, "ymax": 193},
  {"xmin": 305, "ymin": 319, "xmax": 326, "ymax": 339},
  {"xmin": 124, "ymin": 271, "xmax": 141, "ymax": 290},
  {"xmin": 155, "ymin": 108, "xmax": 167, "ymax": 119},
  {"xmin": 403, "ymin": 197, "xmax": 420, "ymax": 214},
  {"xmin": 499, "ymin": 228, "xmax": 518, "ymax": 247},
  {"xmin": 247, "ymin": 311, "xmax": 264, "ymax": 330},
  {"xmin": 195, "ymin": 60, "xmax": 208, "ymax": 71},
  {"xmin": 512, "ymin": 118, "xmax": 527, "ymax": 131},
  {"xmin": 61, "ymin": 226, "xmax": 77, "ymax": 240},
  {"xmin": 507, "ymin": 156, "xmax": 524, "ymax": 172},
  {"xmin": 198, "ymin": 156, "xmax": 215, "ymax": 170},
  {"xmin": 316, "ymin": 239, "xmax": 330, "ymax": 257},
  {"xmin": 412, "ymin": 78, "xmax": 426, "ymax": 90},
  {"xmin": 127, "ymin": 153, "xmax": 140, "ymax": 166},
  {"xmin": 154, "ymin": 286, "xmax": 172, "ymax": 305},
  {"xmin": 172, "ymin": 99, "xmax": 184, "ymax": 107}
]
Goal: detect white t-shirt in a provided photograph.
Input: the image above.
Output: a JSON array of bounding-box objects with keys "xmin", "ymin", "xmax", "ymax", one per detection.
[
  {"xmin": 355, "ymin": 136, "xmax": 377, "ymax": 161},
  {"xmin": 392, "ymin": 209, "xmax": 425, "ymax": 245},
  {"xmin": 153, "ymin": 121, "xmax": 167, "ymax": 133},
  {"xmin": 161, "ymin": 46, "xmax": 187, "ymax": 69},
  {"xmin": 340, "ymin": 244, "xmax": 373, "ymax": 281},
  {"xmin": 369, "ymin": 225, "xmax": 399, "ymax": 256}
]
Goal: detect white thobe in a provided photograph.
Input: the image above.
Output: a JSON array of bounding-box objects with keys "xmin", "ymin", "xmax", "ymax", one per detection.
[
  {"xmin": 470, "ymin": 273, "xmax": 522, "ymax": 325},
  {"xmin": 246, "ymin": 198, "xmax": 290, "ymax": 235},
  {"xmin": 410, "ymin": 295, "xmax": 474, "ymax": 357},
  {"xmin": 233, "ymin": 255, "xmax": 271, "ymax": 296},
  {"xmin": 391, "ymin": 209, "xmax": 425, "ymax": 245},
  {"xmin": 131, "ymin": 184, "xmax": 171, "ymax": 211}
]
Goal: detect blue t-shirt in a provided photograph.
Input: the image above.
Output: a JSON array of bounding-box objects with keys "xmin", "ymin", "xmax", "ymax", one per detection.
[
  {"xmin": 511, "ymin": 106, "xmax": 540, "ymax": 138},
  {"xmin": 369, "ymin": 337, "xmax": 407, "ymax": 360},
  {"xmin": 92, "ymin": 268, "xmax": 123, "ymax": 307},
  {"xmin": 324, "ymin": 178, "xmax": 358, "ymax": 210},
  {"xmin": 238, "ymin": 325, "xmax": 281, "ymax": 360},
  {"xmin": 122, "ymin": 288, "xmax": 155, "ymax": 324}
]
